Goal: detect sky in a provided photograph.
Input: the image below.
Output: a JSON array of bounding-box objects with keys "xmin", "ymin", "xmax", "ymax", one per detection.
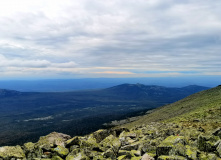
[{"xmin": 0, "ymin": 0, "xmax": 221, "ymax": 79}]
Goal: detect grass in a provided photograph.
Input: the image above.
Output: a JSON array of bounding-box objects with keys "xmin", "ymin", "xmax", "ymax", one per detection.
[{"xmin": 122, "ymin": 85, "xmax": 221, "ymax": 130}]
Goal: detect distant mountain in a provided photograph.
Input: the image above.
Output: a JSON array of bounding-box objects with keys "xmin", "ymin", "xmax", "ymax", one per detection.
[
  {"xmin": 103, "ymin": 83, "xmax": 209, "ymax": 102},
  {"xmin": 0, "ymin": 89, "xmax": 21, "ymax": 97},
  {"xmin": 0, "ymin": 77, "xmax": 219, "ymax": 92}
]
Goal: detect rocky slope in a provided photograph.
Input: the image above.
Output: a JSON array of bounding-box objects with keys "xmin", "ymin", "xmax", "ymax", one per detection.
[
  {"xmin": 0, "ymin": 86, "xmax": 221, "ymax": 160},
  {"xmin": 0, "ymin": 123, "xmax": 220, "ymax": 160}
]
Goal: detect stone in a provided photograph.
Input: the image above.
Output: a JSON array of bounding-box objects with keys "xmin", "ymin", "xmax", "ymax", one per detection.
[
  {"xmin": 212, "ymin": 127, "xmax": 221, "ymax": 138},
  {"xmin": 117, "ymin": 155, "xmax": 128, "ymax": 160},
  {"xmin": 157, "ymin": 135, "xmax": 186, "ymax": 156},
  {"xmin": 158, "ymin": 155, "xmax": 186, "ymax": 160},
  {"xmin": 121, "ymin": 142, "xmax": 139, "ymax": 151},
  {"xmin": 66, "ymin": 151, "xmax": 90, "ymax": 160},
  {"xmin": 92, "ymin": 129, "xmax": 111, "ymax": 143},
  {"xmin": 52, "ymin": 156, "xmax": 63, "ymax": 160},
  {"xmin": 100, "ymin": 135, "xmax": 121, "ymax": 154},
  {"xmin": 140, "ymin": 143, "xmax": 156, "ymax": 156},
  {"xmin": 118, "ymin": 150, "xmax": 132, "ymax": 157},
  {"xmin": 199, "ymin": 153, "xmax": 219, "ymax": 160},
  {"xmin": 66, "ymin": 136, "xmax": 82, "ymax": 148},
  {"xmin": 37, "ymin": 132, "xmax": 71, "ymax": 150},
  {"xmin": 185, "ymin": 145, "xmax": 197, "ymax": 159},
  {"xmin": 197, "ymin": 135, "xmax": 216, "ymax": 152},
  {"xmin": 131, "ymin": 156, "xmax": 142, "ymax": 160},
  {"xmin": 216, "ymin": 140, "xmax": 221, "ymax": 157},
  {"xmin": 119, "ymin": 131, "xmax": 137, "ymax": 140},
  {"xmin": 103, "ymin": 148, "xmax": 117, "ymax": 159},
  {"xmin": 141, "ymin": 153, "xmax": 154, "ymax": 160},
  {"xmin": 23, "ymin": 142, "xmax": 35, "ymax": 152},
  {"xmin": 52, "ymin": 146, "xmax": 69, "ymax": 157},
  {"xmin": 112, "ymin": 128, "xmax": 130, "ymax": 137},
  {"xmin": 0, "ymin": 145, "xmax": 25, "ymax": 159},
  {"xmin": 130, "ymin": 150, "xmax": 141, "ymax": 156}
]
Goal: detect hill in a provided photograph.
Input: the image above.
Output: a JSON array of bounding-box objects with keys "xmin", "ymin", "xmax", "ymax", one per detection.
[
  {"xmin": 122, "ymin": 85, "xmax": 221, "ymax": 129},
  {"xmin": 0, "ymin": 85, "xmax": 220, "ymax": 159}
]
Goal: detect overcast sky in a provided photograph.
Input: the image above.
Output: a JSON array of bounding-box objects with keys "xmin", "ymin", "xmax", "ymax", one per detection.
[{"xmin": 0, "ymin": 0, "xmax": 221, "ymax": 79}]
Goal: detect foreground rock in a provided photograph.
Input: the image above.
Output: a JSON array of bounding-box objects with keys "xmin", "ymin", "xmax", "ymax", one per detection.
[
  {"xmin": 0, "ymin": 146, "xmax": 25, "ymax": 160},
  {"xmin": 0, "ymin": 123, "xmax": 221, "ymax": 160}
]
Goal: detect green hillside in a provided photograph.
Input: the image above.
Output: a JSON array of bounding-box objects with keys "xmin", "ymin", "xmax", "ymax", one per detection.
[{"xmin": 123, "ymin": 85, "xmax": 221, "ymax": 130}]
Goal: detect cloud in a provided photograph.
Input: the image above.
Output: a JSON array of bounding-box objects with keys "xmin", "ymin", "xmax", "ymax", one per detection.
[{"xmin": 0, "ymin": 0, "xmax": 221, "ymax": 78}]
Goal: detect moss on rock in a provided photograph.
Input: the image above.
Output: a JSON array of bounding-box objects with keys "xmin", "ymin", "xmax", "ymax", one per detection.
[
  {"xmin": 158, "ymin": 155, "xmax": 186, "ymax": 160},
  {"xmin": 0, "ymin": 145, "xmax": 25, "ymax": 159},
  {"xmin": 52, "ymin": 146, "xmax": 69, "ymax": 157}
]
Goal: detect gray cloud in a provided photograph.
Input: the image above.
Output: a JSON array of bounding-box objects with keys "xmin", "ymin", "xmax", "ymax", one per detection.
[{"xmin": 0, "ymin": 0, "xmax": 221, "ymax": 78}]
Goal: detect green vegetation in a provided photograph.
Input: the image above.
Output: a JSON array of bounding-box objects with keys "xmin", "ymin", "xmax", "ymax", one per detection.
[{"xmin": 123, "ymin": 85, "xmax": 221, "ymax": 129}]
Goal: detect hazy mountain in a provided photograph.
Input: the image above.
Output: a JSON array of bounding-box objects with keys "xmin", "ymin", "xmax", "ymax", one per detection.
[
  {"xmin": 0, "ymin": 76, "xmax": 219, "ymax": 92},
  {"xmin": 0, "ymin": 89, "xmax": 21, "ymax": 97},
  {"xmin": 104, "ymin": 83, "xmax": 209, "ymax": 102}
]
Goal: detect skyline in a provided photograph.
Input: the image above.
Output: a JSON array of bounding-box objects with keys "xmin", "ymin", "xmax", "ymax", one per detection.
[{"xmin": 0, "ymin": 0, "xmax": 221, "ymax": 79}]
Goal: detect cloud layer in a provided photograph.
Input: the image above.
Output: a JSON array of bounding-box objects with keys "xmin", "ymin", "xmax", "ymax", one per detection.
[{"xmin": 0, "ymin": 0, "xmax": 221, "ymax": 78}]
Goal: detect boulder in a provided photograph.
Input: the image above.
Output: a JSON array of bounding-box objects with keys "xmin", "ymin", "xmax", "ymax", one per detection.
[
  {"xmin": 112, "ymin": 128, "xmax": 130, "ymax": 137},
  {"xmin": 197, "ymin": 135, "xmax": 216, "ymax": 152},
  {"xmin": 0, "ymin": 145, "xmax": 25, "ymax": 160},
  {"xmin": 131, "ymin": 156, "xmax": 142, "ymax": 160},
  {"xmin": 130, "ymin": 150, "xmax": 141, "ymax": 156},
  {"xmin": 120, "ymin": 142, "xmax": 139, "ymax": 151},
  {"xmin": 66, "ymin": 136, "xmax": 82, "ymax": 148},
  {"xmin": 119, "ymin": 131, "xmax": 137, "ymax": 140},
  {"xmin": 117, "ymin": 151, "xmax": 141, "ymax": 160},
  {"xmin": 52, "ymin": 146, "xmax": 69, "ymax": 157},
  {"xmin": 212, "ymin": 127, "xmax": 221, "ymax": 138},
  {"xmin": 37, "ymin": 132, "xmax": 71, "ymax": 150},
  {"xmin": 117, "ymin": 155, "xmax": 128, "ymax": 160},
  {"xmin": 103, "ymin": 148, "xmax": 117, "ymax": 159},
  {"xmin": 199, "ymin": 153, "xmax": 219, "ymax": 160},
  {"xmin": 100, "ymin": 134, "xmax": 121, "ymax": 154},
  {"xmin": 156, "ymin": 135, "xmax": 186, "ymax": 156},
  {"xmin": 83, "ymin": 150, "xmax": 103, "ymax": 159},
  {"xmin": 92, "ymin": 129, "xmax": 112, "ymax": 143},
  {"xmin": 185, "ymin": 145, "xmax": 197, "ymax": 160},
  {"xmin": 23, "ymin": 142, "xmax": 40, "ymax": 159},
  {"xmin": 216, "ymin": 140, "xmax": 221, "ymax": 157},
  {"xmin": 140, "ymin": 143, "xmax": 156, "ymax": 156},
  {"xmin": 66, "ymin": 151, "xmax": 89, "ymax": 160},
  {"xmin": 141, "ymin": 153, "xmax": 154, "ymax": 160},
  {"xmin": 158, "ymin": 155, "xmax": 186, "ymax": 160},
  {"xmin": 52, "ymin": 156, "xmax": 63, "ymax": 160}
]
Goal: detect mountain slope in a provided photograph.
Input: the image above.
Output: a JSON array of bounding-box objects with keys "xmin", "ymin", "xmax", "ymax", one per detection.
[
  {"xmin": 0, "ymin": 86, "xmax": 220, "ymax": 160},
  {"xmin": 122, "ymin": 85, "xmax": 221, "ymax": 130},
  {"xmin": 0, "ymin": 84, "xmax": 209, "ymax": 146}
]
